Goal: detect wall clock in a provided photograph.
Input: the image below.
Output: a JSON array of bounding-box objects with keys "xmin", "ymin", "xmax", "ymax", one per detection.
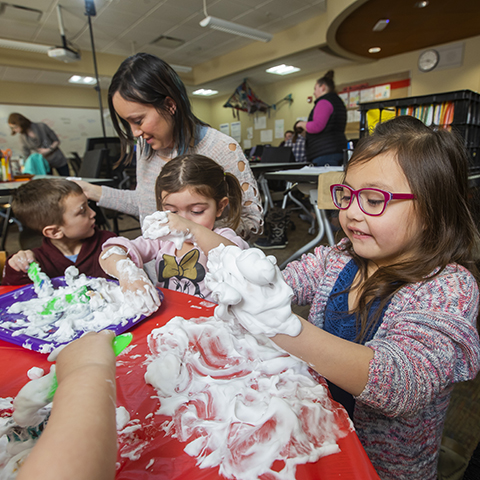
[{"xmin": 418, "ymin": 49, "xmax": 440, "ymax": 72}]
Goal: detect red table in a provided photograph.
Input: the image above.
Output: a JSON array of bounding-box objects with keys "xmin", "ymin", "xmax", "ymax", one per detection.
[{"xmin": 0, "ymin": 286, "xmax": 379, "ymax": 480}]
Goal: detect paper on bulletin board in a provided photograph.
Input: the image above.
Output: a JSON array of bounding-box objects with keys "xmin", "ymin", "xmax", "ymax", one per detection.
[
  {"xmin": 375, "ymin": 84, "xmax": 391, "ymax": 100},
  {"xmin": 348, "ymin": 91, "xmax": 360, "ymax": 109},
  {"xmin": 260, "ymin": 130, "xmax": 273, "ymax": 143},
  {"xmin": 339, "ymin": 92, "xmax": 349, "ymax": 106},
  {"xmin": 360, "ymin": 88, "xmax": 375, "ymax": 103},
  {"xmin": 347, "ymin": 110, "xmax": 361, "ymax": 123},
  {"xmin": 219, "ymin": 123, "xmax": 230, "ymax": 135},
  {"xmin": 231, "ymin": 121, "xmax": 241, "ymax": 143},
  {"xmin": 247, "ymin": 127, "xmax": 253, "ymax": 139},
  {"xmin": 254, "ymin": 116, "xmax": 267, "ymax": 130},
  {"xmin": 275, "ymin": 119, "xmax": 284, "ymax": 139},
  {"xmin": 243, "ymin": 139, "xmax": 251, "ymax": 149}
]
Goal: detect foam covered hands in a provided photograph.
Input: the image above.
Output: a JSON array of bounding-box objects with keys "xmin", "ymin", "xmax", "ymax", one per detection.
[
  {"xmin": 205, "ymin": 245, "xmax": 302, "ymax": 337},
  {"xmin": 142, "ymin": 211, "xmax": 193, "ymax": 250},
  {"xmin": 116, "ymin": 258, "xmax": 160, "ymax": 316}
]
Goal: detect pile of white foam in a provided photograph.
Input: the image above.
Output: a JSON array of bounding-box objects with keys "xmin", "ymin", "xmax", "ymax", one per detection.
[
  {"xmin": 3, "ymin": 266, "xmax": 155, "ymax": 351},
  {"xmin": 144, "ymin": 245, "xmax": 352, "ymax": 480},
  {"xmin": 145, "ymin": 315, "xmax": 351, "ymax": 480}
]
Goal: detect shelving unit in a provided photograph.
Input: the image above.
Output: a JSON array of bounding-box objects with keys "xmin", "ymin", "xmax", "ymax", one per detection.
[{"xmin": 358, "ymin": 90, "xmax": 480, "ymax": 172}]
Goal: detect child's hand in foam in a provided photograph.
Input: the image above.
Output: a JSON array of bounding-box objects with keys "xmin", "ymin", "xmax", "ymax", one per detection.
[
  {"xmin": 205, "ymin": 245, "xmax": 302, "ymax": 337},
  {"xmin": 142, "ymin": 211, "xmax": 193, "ymax": 249},
  {"xmin": 116, "ymin": 258, "xmax": 161, "ymax": 316},
  {"xmin": 9, "ymin": 250, "xmax": 36, "ymax": 272}
]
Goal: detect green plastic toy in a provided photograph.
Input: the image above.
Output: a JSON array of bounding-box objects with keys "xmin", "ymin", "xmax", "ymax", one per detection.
[{"xmin": 40, "ymin": 285, "xmax": 90, "ymax": 315}]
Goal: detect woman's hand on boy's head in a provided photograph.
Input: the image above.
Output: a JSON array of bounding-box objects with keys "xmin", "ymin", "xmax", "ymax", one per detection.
[
  {"xmin": 70, "ymin": 179, "xmax": 102, "ymax": 202},
  {"xmin": 9, "ymin": 250, "xmax": 36, "ymax": 272}
]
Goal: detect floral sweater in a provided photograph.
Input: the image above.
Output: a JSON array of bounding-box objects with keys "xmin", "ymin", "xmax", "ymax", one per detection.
[{"xmin": 282, "ymin": 242, "xmax": 480, "ymax": 480}]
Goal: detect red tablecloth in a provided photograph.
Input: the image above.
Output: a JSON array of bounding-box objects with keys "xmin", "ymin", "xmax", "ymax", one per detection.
[{"xmin": 0, "ymin": 286, "xmax": 379, "ymax": 480}]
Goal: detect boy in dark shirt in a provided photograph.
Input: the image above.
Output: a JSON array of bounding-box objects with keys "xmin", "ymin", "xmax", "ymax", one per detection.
[{"xmin": 2, "ymin": 178, "xmax": 116, "ymax": 285}]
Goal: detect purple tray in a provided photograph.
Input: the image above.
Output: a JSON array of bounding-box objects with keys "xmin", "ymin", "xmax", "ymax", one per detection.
[{"xmin": 0, "ymin": 277, "xmax": 163, "ymax": 353}]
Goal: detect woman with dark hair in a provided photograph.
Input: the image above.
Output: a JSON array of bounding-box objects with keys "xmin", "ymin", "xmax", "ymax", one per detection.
[
  {"xmin": 297, "ymin": 70, "xmax": 347, "ymax": 166},
  {"xmin": 76, "ymin": 53, "xmax": 262, "ymax": 241},
  {"xmin": 8, "ymin": 113, "xmax": 69, "ymax": 176}
]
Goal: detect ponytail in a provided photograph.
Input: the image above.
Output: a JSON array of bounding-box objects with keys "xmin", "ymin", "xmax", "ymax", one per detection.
[{"xmin": 224, "ymin": 173, "xmax": 243, "ymax": 231}]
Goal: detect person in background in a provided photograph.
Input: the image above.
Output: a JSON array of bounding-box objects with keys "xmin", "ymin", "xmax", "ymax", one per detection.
[
  {"xmin": 2, "ymin": 178, "xmax": 116, "ymax": 285},
  {"xmin": 100, "ymin": 154, "xmax": 249, "ymax": 302},
  {"xmin": 284, "ymin": 121, "xmax": 306, "ymax": 163},
  {"xmin": 279, "ymin": 130, "xmax": 294, "ymax": 147},
  {"xmin": 16, "ymin": 331, "xmax": 117, "ymax": 480},
  {"xmin": 8, "ymin": 113, "xmax": 70, "ymax": 176},
  {"xmin": 297, "ymin": 70, "xmax": 347, "ymax": 166},
  {"xmin": 74, "ymin": 53, "xmax": 263, "ymax": 249},
  {"xmin": 272, "ymin": 116, "xmax": 480, "ymax": 479}
]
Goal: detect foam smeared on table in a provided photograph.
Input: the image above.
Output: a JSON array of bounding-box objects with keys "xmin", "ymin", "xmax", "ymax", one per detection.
[
  {"xmin": 0, "ymin": 386, "xmax": 131, "ymax": 479},
  {"xmin": 145, "ymin": 315, "xmax": 352, "ymax": 480},
  {"xmin": 2, "ymin": 266, "xmax": 159, "ymax": 350},
  {"xmin": 142, "ymin": 211, "xmax": 193, "ymax": 249},
  {"xmin": 205, "ymin": 245, "xmax": 302, "ymax": 337}
]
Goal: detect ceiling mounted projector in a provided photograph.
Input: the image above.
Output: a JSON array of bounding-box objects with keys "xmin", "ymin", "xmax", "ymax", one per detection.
[{"xmin": 48, "ymin": 47, "xmax": 81, "ymax": 63}]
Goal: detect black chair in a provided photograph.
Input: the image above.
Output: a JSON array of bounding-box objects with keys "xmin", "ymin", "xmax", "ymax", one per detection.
[{"xmin": 78, "ymin": 149, "xmax": 109, "ymax": 178}]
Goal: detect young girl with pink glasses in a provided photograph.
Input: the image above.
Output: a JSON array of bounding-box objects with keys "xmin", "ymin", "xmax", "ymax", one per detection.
[{"xmin": 273, "ymin": 116, "xmax": 480, "ymax": 479}]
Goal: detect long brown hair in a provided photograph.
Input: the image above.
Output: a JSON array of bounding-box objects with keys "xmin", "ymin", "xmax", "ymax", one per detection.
[
  {"xmin": 155, "ymin": 154, "xmax": 243, "ymax": 230},
  {"xmin": 339, "ymin": 116, "xmax": 480, "ymax": 341},
  {"xmin": 8, "ymin": 113, "xmax": 31, "ymax": 135}
]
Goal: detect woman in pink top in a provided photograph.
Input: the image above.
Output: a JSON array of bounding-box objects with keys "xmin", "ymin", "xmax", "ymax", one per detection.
[{"xmin": 297, "ymin": 70, "xmax": 347, "ymax": 166}]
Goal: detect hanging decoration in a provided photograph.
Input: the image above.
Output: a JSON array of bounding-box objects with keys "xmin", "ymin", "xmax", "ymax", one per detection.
[
  {"xmin": 271, "ymin": 93, "xmax": 293, "ymax": 110},
  {"xmin": 223, "ymin": 79, "xmax": 271, "ymax": 119}
]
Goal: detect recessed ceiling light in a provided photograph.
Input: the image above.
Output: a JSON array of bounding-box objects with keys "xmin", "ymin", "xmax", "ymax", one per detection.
[
  {"xmin": 193, "ymin": 88, "xmax": 218, "ymax": 96},
  {"xmin": 69, "ymin": 75, "xmax": 97, "ymax": 85},
  {"xmin": 414, "ymin": 1, "xmax": 429, "ymax": 7},
  {"xmin": 368, "ymin": 47, "xmax": 381, "ymax": 53},
  {"xmin": 266, "ymin": 64, "xmax": 300, "ymax": 75}
]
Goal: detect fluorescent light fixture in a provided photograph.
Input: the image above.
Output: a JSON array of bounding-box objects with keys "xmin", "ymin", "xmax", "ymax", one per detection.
[
  {"xmin": 368, "ymin": 47, "xmax": 381, "ymax": 53},
  {"xmin": 69, "ymin": 75, "xmax": 97, "ymax": 85},
  {"xmin": 200, "ymin": 16, "xmax": 272, "ymax": 43},
  {"xmin": 414, "ymin": 1, "xmax": 429, "ymax": 7},
  {"xmin": 373, "ymin": 19, "xmax": 389, "ymax": 32},
  {"xmin": 266, "ymin": 64, "xmax": 300, "ymax": 76},
  {"xmin": 193, "ymin": 88, "xmax": 218, "ymax": 96}
]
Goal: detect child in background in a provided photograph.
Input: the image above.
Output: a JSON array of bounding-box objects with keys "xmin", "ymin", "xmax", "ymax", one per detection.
[
  {"xmin": 2, "ymin": 179, "xmax": 116, "ymax": 285},
  {"xmin": 270, "ymin": 116, "xmax": 480, "ymax": 479},
  {"xmin": 100, "ymin": 154, "xmax": 249, "ymax": 301}
]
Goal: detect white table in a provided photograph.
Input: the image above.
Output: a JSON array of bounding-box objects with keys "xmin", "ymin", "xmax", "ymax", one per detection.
[{"xmin": 250, "ymin": 162, "xmax": 309, "ymax": 215}]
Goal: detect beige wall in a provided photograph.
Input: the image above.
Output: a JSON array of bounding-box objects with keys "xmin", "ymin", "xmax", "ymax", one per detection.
[{"xmin": 207, "ymin": 35, "xmax": 480, "ymax": 148}]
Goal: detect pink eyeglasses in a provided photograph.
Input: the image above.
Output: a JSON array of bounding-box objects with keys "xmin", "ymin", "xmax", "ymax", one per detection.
[{"xmin": 330, "ymin": 184, "xmax": 416, "ymax": 216}]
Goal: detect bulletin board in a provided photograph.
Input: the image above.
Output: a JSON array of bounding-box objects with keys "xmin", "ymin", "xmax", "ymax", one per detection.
[
  {"xmin": 337, "ymin": 71, "xmax": 411, "ymax": 139},
  {"xmin": 0, "ymin": 104, "xmax": 116, "ymax": 158}
]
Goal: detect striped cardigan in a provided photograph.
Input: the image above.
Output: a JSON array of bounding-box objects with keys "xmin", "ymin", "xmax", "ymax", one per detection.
[{"xmin": 283, "ymin": 242, "xmax": 480, "ymax": 480}]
